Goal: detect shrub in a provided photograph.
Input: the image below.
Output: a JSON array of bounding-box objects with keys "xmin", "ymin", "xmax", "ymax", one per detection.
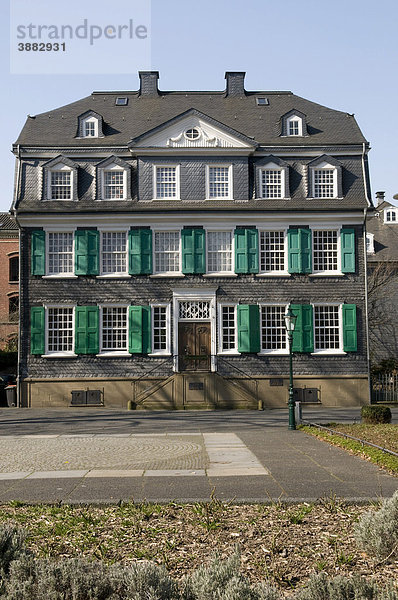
[
  {"xmin": 0, "ymin": 524, "xmax": 27, "ymax": 577},
  {"xmin": 361, "ymin": 405, "xmax": 392, "ymax": 424},
  {"xmin": 295, "ymin": 572, "xmax": 397, "ymax": 600},
  {"xmin": 354, "ymin": 491, "xmax": 398, "ymax": 561}
]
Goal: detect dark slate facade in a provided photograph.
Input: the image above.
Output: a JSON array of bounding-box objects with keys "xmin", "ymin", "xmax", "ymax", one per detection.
[{"xmin": 13, "ymin": 72, "xmax": 372, "ymax": 408}]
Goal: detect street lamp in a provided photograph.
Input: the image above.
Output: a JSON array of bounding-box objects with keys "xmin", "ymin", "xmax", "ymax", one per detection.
[{"xmin": 284, "ymin": 307, "xmax": 297, "ymax": 430}]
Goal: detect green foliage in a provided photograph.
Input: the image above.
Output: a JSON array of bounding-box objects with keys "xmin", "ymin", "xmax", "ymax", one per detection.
[
  {"xmin": 361, "ymin": 406, "xmax": 392, "ymax": 424},
  {"xmin": 371, "ymin": 359, "xmax": 398, "ymax": 375},
  {"xmin": 354, "ymin": 491, "xmax": 398, "ymax": 561},
  {"xmin": 295, "ymin": 572, "xmax": 394, "ymax": 600},
  {"xmin": 0, "ymin": 524, "xmax": 27, "ymax": 578}
]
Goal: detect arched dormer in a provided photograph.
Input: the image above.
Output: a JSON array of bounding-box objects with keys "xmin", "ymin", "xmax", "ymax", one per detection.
[
  {"xmin": 96, "ymin": 156, "xmax": 132, "ymax": 201},
  {"xmin": 76, "ymin": 110, "xmax": 104, "ymax": 138},
  {"xmin": 280, "ymin": 109, "xmax": 308, "ymax": 137},
  {"xmin": 42, "ymin": 155, "xmax": 78, "ymax": 201},
  {"xmin": 307, "ymin": 155, "xmax": 343, "ymax": 199}
]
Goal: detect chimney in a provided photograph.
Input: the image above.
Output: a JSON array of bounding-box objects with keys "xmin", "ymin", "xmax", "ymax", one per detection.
[
  {"xmin": 138, "ymin": 71, "xmax": 159, "ymax": 97},
  {"xmin": 225, "ymin": 72, "xmax": 246, "ymax": 97},
  {"xmin": 375, "ymin": 191, "xmax": 385, "ymax": 207}
]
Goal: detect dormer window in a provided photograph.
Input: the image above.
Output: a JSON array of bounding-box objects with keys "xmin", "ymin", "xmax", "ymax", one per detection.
[
  {"xmin": 256, "ymin": 156, "xmax": 290, "ymax": 199},
  {"xmin": 77, "ymin": 111, "xmax": 104, "ymax": 138},
  {"xmin": 43, "ymin": 156, "xmax": 77, "ymax": 201},
  {"xmin": 308, "ymin": 155, "xmax": 343, "ymax": 200},
  {"xmin": 385, "ymin": 208, "xmax": 398, "ymax": 223},
  {"xmin": 287, "ymin": 117, "xmax": 301, "ymax": 136},
  {"xmin": 83, "ymin": 116, "xmax": 98, "ymax": 138},
  {"xmin": 366, "ymin": 233, "xmax": 375, "ymax": 254},
  {"xmin": 281, "ymin": 109, "xmax": 307, "ymax": 137},
  {"xmin": 97, "ymin": 156, "xmax": 131, "ymax": 201}
]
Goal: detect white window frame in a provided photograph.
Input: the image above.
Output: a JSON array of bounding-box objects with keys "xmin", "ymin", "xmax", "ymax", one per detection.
[
  {"xmin": 259, "ymin": 165, "xmax": 285, "ymax": 199},
  {"xmin": 152, "ymin": 229, "xmax": 182, "ymax": 275},
  {"xmin": 101, "ymin": 164, "xmax": 127, "ymax": 200},
  {"xmin": 98, "ymin": 304, "xmax": 130, "ymax": 356},
  {"xmin": 258, "ymin": 229, "xmax": 288, "ymax": 276},
  {"xmin": 47, "ymin": 163, "xmax": 74, "ymax": 201},
  {"xmin": 153, "ymin": 165, "xmax": 180, "ymax": 200},
  {"xmin": 82, "ymin": 116, "xmax": 99, "ymax": 138},
  {"xmin": 218, "ymin": 303, "xmax": 239, "ymax": 355},
  {"xmin": 366, "ymin": 232, "xmax": 375, "ymax": 254},
  {"xmin": 150, "ymin": 304, "xmax": 171, "ymax": 356},
  {"xmin": 258, "ymin": 303, "xmax": 289, "ymax": 355},
  {"xmin": 312, "ymin": 303, "xmax": 345, "ymax": 355},
  {"xmin": 44, "ymin": 305, "xmax": 76, "ymax": 357},
  {"xmin": 45, "ymin": 230, "xmax": 75, "ymax": 278},
  {"xmin": 311, "ymin": 228, "xmax": 341, "ymax": 275},
  {"xmin": 311, "ymin": 163, "xmax": 338, "ymax": 199},
  {"xmin": 286, "ymin": 115, "xmax": 303, "ymax": 136},
  {"xmin": 384, "ymin": 208, "xmax": 398, "ymax": 223},
  {"xmin": 100, "ymin": 230, "xmax": 129, "ymax": 277},
  {"xmin": 206, "ymin": 165, "xmax": 233, "ymax": 200},
  {"xmin": 205, "ymin": 229, "xmax": 234, "ymax": 275}
]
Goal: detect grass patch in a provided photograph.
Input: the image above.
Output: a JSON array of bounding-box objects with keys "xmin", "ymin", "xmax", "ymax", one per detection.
[{"xmin": 300, "ymin": 424, "xmax": 398, "ymax": 475}]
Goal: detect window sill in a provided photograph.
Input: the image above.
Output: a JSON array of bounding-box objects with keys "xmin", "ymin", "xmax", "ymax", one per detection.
[
  {"xmin": 256, "ymin": 273, "xmax": 290, "ymax": 278},
  {"xmin": 307, "ymin": 197, "xmax": 343, "ymax": 201},
  {"xmin": 150, "ymin": 274, "xmax": 185, "ymax": 278},
  {"xmin": 203, "ymin": 273, "xmax": 237, "ymax": 278},
  {"xmin": 96, "ymin": 274, "xmax": 131, "ymax": 279},
  {"xmin": 311, "ymin": 351, "xmax": 347, "ymax": 356},
  {"xmin": 8, "ymin": 281, "xmax": 19, "ymax": 284},
  {"xmin": 42, "ymin": 353, "xmax": 77, "ymax": 358},
  {"xmin": 217, "ymin": 351, "xmax": 241, "ymax": 356},
  {"xmin": 309, "ymin": 273, "xmax": 344, "ymax": 277},
  {"xmin": 96, "ymin": 352, "xmax": 131, "ymax": 357},
  {"xmin": 148, "ymin": 352, "xmax": 172, "ymax": 357},
  {"xmin": 42, "ymin": 275, "xmax": 78, "ymax": 279},
  {"xmin": 258, "ymin": 351, "xmax": 289, "ymax": 356}
]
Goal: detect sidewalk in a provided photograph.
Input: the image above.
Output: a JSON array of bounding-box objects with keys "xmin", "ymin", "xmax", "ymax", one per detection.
[{"xmin": 0, "ymin": 408, "xmax": 396, "ymax": 504}]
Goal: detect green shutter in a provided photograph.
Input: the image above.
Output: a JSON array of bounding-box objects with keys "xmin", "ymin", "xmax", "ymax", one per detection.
[
  {"xmin": 31, "ymin": 306, "xmax": 45, "ymax": 355},
  {"xmin": 288, "ymin": 229, "xmax": 312, "ymax": 274},
  {"xmin": 234, "ymin": 228, "xmax": 259, "ymax": 274},
  {"xmin": 341, "ymin": 228, "xmax": 355, "ymax": 273},
  {"xmin": 31, "ymin": 230, "xmax": 45, "ymax": 275},
  {"xmin": 237, "ymin": 304, "xmax": 260, "ymax": 353},
  {"xmin": 75, "ymin": 306, "xmax": 99, "ymax": 354},
  {"xmin": 291, "ymin": 304, "xmax": 314, "ymax": 352},
  {"xmin": 129, "ymin": 229, "xmax": 152, "ymax": 275},
  {"xmin": 181, "ymin": 229, "xmax": 205, "ymax": 274},
  {"xmin": 129, "ymin": 306, "xmax": 151, "ymax": 354},
  {"xmin": 343, "ymin": 304, "xmax": 357, "ymax": 351},
  {"xmin": 75, "ymin": 230, "xmax": 99, "ymax": 275}
]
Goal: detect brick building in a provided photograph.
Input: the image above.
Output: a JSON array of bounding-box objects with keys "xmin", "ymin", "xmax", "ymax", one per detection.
[
  {"xmin": 0, "ymin": 214, "xmax": 19, "ymax": 350},
  {"xmin": 13, "ymin": 72, "xmax": 372, "ymax": 408}
]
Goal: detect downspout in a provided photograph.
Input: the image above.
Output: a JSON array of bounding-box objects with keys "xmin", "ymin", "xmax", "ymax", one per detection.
[
  {"xmin": 361, "ymin": 142, "xmax": 372, "ymax": 405},
  {"xmin": 11, "ymin": 145, "xmax": 22, "ymax": 408}
]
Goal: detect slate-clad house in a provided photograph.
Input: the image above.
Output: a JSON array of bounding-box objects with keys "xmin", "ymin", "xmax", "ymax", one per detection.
[{"xmin": 12, "ymin": 71, "xmax": 372, "ymax": 408}]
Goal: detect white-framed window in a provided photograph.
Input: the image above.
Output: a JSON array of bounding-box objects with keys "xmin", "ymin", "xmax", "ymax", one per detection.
[
  {"xmin": 260, "ymin": 168, "xmax": 284, "ymax": 199},
  {"xmin": 385, "ymin": 208, "xmax": 398, "ymax": 223},
  {"xmin": 82, "ymin": 116, "xmax": 98, "ymax": 138},
  {"xmin": 47, "ymin": 232, "xmax": 74, "ymax": 276},
  {"xmin": 46, "ymin": 306, "xmax": 74, "ymax": 355},
  {"xmin": 207, "ymin": 165, "xmax": 232, "ymax": 199},
  {"xmin": 366, "ymin": 232, "xmax": 375, "ymax": 254},
  {"xmin": 155, "ymin": 166, "xmax": 179, "ymax": 199},
  {"xmin": 207, "ymin": 231, "xmax": 233, "ymax": 274},
  {"xmin": 102, "ymin": 167, "xmax": 126, "ymax": 200},
  {"xmin": 101, "ymin": 231, "xmax": 128, "ymax": 275},
  {"xmin": 313, "ymin": 304, "xmax": 341, "ymax": 353},
  {"xmin": 151, "ymin": 304, "xmax": 170, "ymax": 354},
  {"xmin": 260, "ymin": 305, "xmax": 288, "ymax": 354},
  {"xmin": 101, "ymin": 306, "xmax": 128, "ymax": 352},
  {"xmin": 154, "ymin": 231, "xmax": 180, "ymax": 274},
  {"xmin": 48, "ymin": 166, "xmax": 73, "ymax": 200},
  {"xmin": 313, "ymin": 167, "xmax": 337, "ymax": 198},
  {"xmin": 312, "ymin": 229, "xmax": 339, "ymax": 273},
  {"xmin": 219, "ymin": 304, "xmax": 238, "ymax": 353},
  {"xmin": 259, "ymin": 230, "xmax": 286, "ymax": 273},
  {"xmin": 287, "ymin": 116, "xmax": 302, "ymax": 136}
]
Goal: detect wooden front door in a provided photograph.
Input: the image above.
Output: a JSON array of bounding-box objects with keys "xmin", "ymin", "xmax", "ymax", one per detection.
[{"xmin": 178, "ymin": 322, "xmax": 211, "ymax": 371}]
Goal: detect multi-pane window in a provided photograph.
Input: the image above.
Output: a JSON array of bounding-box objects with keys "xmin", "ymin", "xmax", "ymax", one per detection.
[
  {"xmin": 156, "ymin": 167, "xmax": 178, "ymax": 198},
  {"xmin": 221, "ymin": 305, "xmax": 236, "ymax": 352},
  {"xmin": 313, "ymin": 230, "xmax": 338, "ymax": 272},
  {"xmin": 208, "ymin": 166, "xmax": 230, "ymax": 198},
  {"xmin": 260, "ymin": 231, "xmax": 285, "ymax": 272},
  {"xmin": 50, "ymin": 171, "xmax": 72, "ymax": 200},
  {"xmin": 84, "ymin": 119, "xmax": 97, "ymax": 137},
  {"xmin": 314, "ymin": 305, "xmax": 340, "ymax": 351},
  {"xmin": 313, "ymin": 169, "xmax": 335, "ymax": 198},
  {"xmin": 8, "ymin": 296, "xmax": 19, "ymax": 322},
  {"xmin": 152, "ymin": 306, "xmax": 168, "ymax": 352},
  {"xmin": 101, "ymin": 232, "xmax": 127, "ymax": 274},
  {"xmin": 385, "ymin": 209, "xmax": 397, "ymax": 223},
  {"xmin": 102, "ymin": 307, "xmax": 128, "ymax": 351},
  {"xmin": 207, "ymin": 231, "xmax": 232, "ymax": 273},
  {"xmin": 261, "ymin": 169, "xmax": 283, "ymax": 199},
  {"xmin": 48, "ymin": 232, "xmax": 74, "ymax": 275},
  {"xmin": 288, "ymin": 119, "xmax": 300, "ymax": 136},
  {"xmin": 104, "ymin": 170, "xmax": 125, "ymax": 199},
  {"xmin": 154, "ymin": 231, "xmax": 180, "ymax": 273},
  {"xmin": 47, "ymin": 307, "xmax": 74, "ymax": 353},
  {"xmin": 260, "ymin": 306, "xmax": 287, "ymax": 352}
]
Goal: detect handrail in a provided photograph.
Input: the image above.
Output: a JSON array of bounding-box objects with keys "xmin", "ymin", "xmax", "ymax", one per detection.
[
  {"xmin": 133, "ymin": 355, "xmax": 174, "ymax": 386},
  {"xmin": 216, "ymin": 355, "xmax": 257, "ymax": 383}
]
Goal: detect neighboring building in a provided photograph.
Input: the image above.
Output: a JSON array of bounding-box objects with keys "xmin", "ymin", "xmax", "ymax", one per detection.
[
  {"xmin": 0, "ymin": 213, "xmax": 19, "ymax": 350},
  {"xmin": 366, "ymin": 192, "xmax": 398, "ymax": 364},
  {"xmin": 12, "ymin": 71, "xmax": 372, "ymax": 408}
]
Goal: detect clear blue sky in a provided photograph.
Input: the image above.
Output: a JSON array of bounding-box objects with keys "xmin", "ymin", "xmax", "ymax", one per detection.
[{"xmin": 1, "ymin": 0, "xmax": 397, "ymax": 211}]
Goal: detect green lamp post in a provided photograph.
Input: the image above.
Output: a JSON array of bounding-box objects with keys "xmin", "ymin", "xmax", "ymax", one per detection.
[{"xmin": 284, "ymin": 307, "xmax": 297, "ymax": 430}]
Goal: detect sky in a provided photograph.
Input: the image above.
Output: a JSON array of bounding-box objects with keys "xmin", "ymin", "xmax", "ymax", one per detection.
[{"xmin": 0, "ymin": 0, "xmax": 397, "ymax": 212}]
